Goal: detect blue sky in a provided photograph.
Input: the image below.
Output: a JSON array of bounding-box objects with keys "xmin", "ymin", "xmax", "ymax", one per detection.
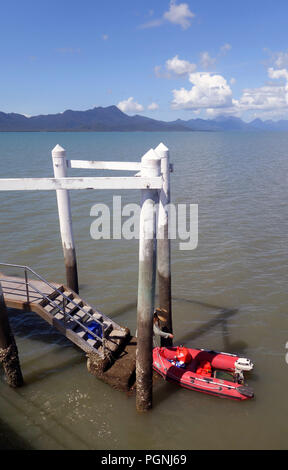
[{"xmin": 1, "ymin": 0, "xmax": 288, "ymax": 121}]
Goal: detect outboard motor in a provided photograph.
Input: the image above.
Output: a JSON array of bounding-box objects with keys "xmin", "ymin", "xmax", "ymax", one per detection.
[{"xmin": 234, "ymin": 358, "xmax": 254, "ymax": 384}]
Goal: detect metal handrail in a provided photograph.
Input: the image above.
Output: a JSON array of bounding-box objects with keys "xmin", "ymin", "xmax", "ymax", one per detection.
[
  {"xmin": 0, "ymin": 261, "xmax": 115, "ymax": 324},
  {"xmin": 29, "ymin": 282, "xmax": 104, "ymax": 343},
  {"xmin": 0, "ymin": 262, "xmax": 107, "ymax": 357}
]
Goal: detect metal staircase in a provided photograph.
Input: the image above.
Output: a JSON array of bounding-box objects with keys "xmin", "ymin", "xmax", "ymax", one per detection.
[{"xmin": 0, "ymin": 263, "xmax": 130, "ymax": 360}]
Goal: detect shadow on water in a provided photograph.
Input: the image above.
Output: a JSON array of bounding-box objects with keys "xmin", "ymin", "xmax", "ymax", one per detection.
[
  {"xmin": 8, "ymin": 308, "xmax": 77, "ymax": 347},
  {"xmin": 7, "ymin": 297, "xmax": 251, "ymax": 409},
  {"xmin": 107, "ymin": 296, "xmax": 247, "ymax": 355},
  {"xmin": 0, "ymin": 418, "xmax": 34, "ymax": 450},
  {"xmin": 6, "ymin": 308, "xmax": 86, "ymax": 385},
  {"xmin": 172, "ymin": 296, "xmax": 248, "ymax": 354},
  {"xmin": 104, "ymin": 294, "xmax": 251, "ymax": 408},
  {"xmin": 153, "ymin": 297, "xmax": 250, "ymax": 408}
]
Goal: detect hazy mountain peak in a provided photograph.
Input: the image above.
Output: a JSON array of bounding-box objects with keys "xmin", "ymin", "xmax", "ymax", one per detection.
[{"xmin": 0, "ymin": 106, "xmax": 287, "ymax": 132}]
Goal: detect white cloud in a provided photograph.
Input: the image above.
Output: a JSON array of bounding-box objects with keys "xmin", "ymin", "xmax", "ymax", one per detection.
[
  {"xmin": 171, "ymin": 72, "xmax": 233, "ymax": 110},
  {"xmin": 117, "ymin": 97, "xmax": 144, "ymax": 114},
  {"xmin": 157, "ymin": 42, "xmax": 231, "ymax": 80},
  {"xmin": 169, "ymin": 61, "xmax": 288, "ymax": 119},
  {"xmin": 230, "ymin": 77, "xmax": 236, "ymax": 85},
  {"xmin": 166, "ymin": 55, "xmax": 197, "ymax": 76},
  {"xmin": 199, "ymin": 44, "xmax": 231, "ymax": 70},
  {"xmin": 140, "ymin": 1, "xmax": 195, "ymax": 30},
  {"xmin": 205, "ymin": 105, "xmax": 240, "ymax": 118},
  {"xmin": 199, "ymin": 51, "xmax": 216, "ymax": 70},
  {"xmin": 236, "ymin": 85, "xmax": 288, "ymax": 112},
  {"xmin": 268, "ymin": 67, "xmax": 288, "ymax": 81},
  {"xmin": 163, "ymin": 1, "xmax": 195, "ymax": 30},
  {"xmin": 148, "ymin": 102, "xmax": 159, "ymax": 110},
  {"xmin": 233, "ymin": 68, "xmax": 288, "ymax": 115}
]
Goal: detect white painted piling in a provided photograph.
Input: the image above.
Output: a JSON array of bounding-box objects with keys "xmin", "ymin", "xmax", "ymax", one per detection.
[
  {"xmin": 136, "ymin": 148, "xmax": 161, "ymax": 412},
  {"xmin": 155, "ymin": 143, "xmax": 173, "ymax": 346},
  {"xmin": 51, "ymin": 145, "xmax": 79, "ymax": 294}
]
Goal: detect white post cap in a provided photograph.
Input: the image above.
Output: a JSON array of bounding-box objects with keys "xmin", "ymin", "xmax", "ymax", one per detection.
[
  {"xmin": 155, "ymin": 142, "xmax": 169, "ymax": 159},
  {"xmin": 52, "ymin": 144, "xmax": 66, "ymax": 158},
  {"xmin": 141, "ymin": 148, "xmax": 161, "ymax": 177}
]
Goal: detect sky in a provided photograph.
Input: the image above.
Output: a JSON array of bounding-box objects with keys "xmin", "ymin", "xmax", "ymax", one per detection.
[{"xmin": 1, "ymin": 0, "xmax": 288, "ymax": 122}]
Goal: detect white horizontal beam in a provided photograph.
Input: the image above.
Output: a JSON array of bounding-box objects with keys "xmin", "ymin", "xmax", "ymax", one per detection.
[
  {"xmin": 0, "ymin": 176, "xmax": 163, "ymax": 191},
  {"xmin": 67, "ymin": 160, "xmax": 141, "ymax": 171}
]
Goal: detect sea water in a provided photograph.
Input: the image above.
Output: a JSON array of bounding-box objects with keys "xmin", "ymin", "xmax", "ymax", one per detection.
[{"xmin": 0, "ymin": 131, "xmax": 287, "ymax": 450}]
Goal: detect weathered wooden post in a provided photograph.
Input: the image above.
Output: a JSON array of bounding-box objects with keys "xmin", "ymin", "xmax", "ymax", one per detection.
[
  {"xmin": 52, "ymin": 145, "xmax": 79, "ymax": 294},
  {"xmin": 0, "ymin": 282, "xmax": 24, "ymax": 387},
  {"xmin": 136, "ymin": 148, "xmax": 161, "ymax": 412},
  {"xmin": 155, "ymin": 143, "xmax": 173, "ymax": 346}
]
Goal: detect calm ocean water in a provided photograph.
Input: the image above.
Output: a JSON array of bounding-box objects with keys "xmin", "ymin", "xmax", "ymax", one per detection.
[{"xmin": 0, "ymin": 131, "xmax": 287, "ymax": 450}]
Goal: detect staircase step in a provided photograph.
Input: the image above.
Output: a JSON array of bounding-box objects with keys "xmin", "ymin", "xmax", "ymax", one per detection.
[
  {"xmin": 44, "ymin": 292, "xmax": 74, "ymax": 314},
  {"xmin": 102, "ymin": 321, "xmax": 113, "ymax": 337},
  {"xmin": 92, "ymin": 312, "xmax": 103, "ymax": 322},
  {"xmin": 39, "ymin": 286, "xmax": 65, "ymax": 307},
  {"xmin": 75, "ymin": 329, "xmax": 86, "ymax": 339},
  {"xmin": 87, "ymin": 338, "xmax": 101, "ymax": 348},
  {"xmin": 54, "ymin": 301, "xmax": 84, "ymax": 322},
  {"xmin": 103, "ymin": 328, "xmax": 128, "ymax": 353},
  {"xmin": 73, "ymin": 319, "xmax": 104, "ymax": 350},
  {"xmin": 72, "ymin": 305, "xmax": 94, "ymax": 324}
]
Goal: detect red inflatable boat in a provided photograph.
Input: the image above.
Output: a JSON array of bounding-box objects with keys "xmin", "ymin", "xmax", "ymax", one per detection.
[{"xmin": 153, "ymin": 346, "xmax": 254, "ymax": 400}]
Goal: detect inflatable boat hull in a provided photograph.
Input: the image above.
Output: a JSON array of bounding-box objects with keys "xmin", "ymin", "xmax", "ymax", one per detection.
[{"xmin": 153, "ymin": 347, "xmax": 254, "ymax": 401}]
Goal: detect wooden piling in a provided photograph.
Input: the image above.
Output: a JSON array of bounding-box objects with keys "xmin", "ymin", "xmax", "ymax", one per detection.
[
  {"xmin": 136, "ymin": 149, "xmax": 160, "ymax": 412},
  {"xmin": 155, "ymin": 143, "xmax": 173, "ymax": 347},
  {"xmin": 52, "ymin": 145, "xmax": 79, "ymax": 294},
  {"xmin": 0, "ymin": 282, "xmax": 23, "ymax": 387}
]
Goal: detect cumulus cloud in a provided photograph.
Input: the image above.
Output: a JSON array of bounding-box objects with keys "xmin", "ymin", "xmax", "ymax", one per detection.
[
  {"xmin": 208, "ymin": 67, "xmax": 288, "ymax": 118},
  {"xmin": 171, "ymin": 72, "xmax": 233, "ymax": 110},
  {"xmin": 157, "ymin": 43, "xmax": 231, "ymax": 80},
  {"xmin": 148, "ymin": 102, "xmax": 159, "ymax": 110},
  {"xmin": 169, "ymin": 58, "xmax": 288, "ymax": 119},
  {"xmin": 205, "ymin": 105, "xmax": 240, "ymax": 118},
  {"xmin": 117, "ymin": 97, "xmax": 144, "ymax": 114},
  {"xmin": 232, "ymin": 67, "xmax": 288, "ymax": 115},
  {"xmin": 163, "ymin": 1, "xmax": 195, "ymax": 30},
  {"xmin": 140, "ymin": 1, "xmax": 195, "ymax": 30},
  {"xmin": 268, "ymin": 67, "xmax": 288, "ymax": 81},
  {"xmin": 236, "ymin": 85, "xmax": 288, "ymax": 112},
  {"xmin": 166, "ymin": 55, "xmax": 197, "ymax": 76}
]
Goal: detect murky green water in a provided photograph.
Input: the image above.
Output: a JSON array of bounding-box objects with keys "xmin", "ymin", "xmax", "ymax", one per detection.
[{"xmin": 0, "ymin": 131, "xmax": 287, "ymax": 450}]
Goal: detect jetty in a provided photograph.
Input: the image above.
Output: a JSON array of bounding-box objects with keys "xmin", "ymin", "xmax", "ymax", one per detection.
[
  {"xmin": 0, "ymin": 263, "xmax": 136, "ymax": 391},
  {"xmin": 0, "ymin": 142, "xmax": 172, "ymax": 411}
]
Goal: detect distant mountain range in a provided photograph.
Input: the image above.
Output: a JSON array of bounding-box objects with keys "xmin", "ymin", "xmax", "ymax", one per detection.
[{"xmin": 1, "ymin": 105, "xmax": 288, "ymax": 132}]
